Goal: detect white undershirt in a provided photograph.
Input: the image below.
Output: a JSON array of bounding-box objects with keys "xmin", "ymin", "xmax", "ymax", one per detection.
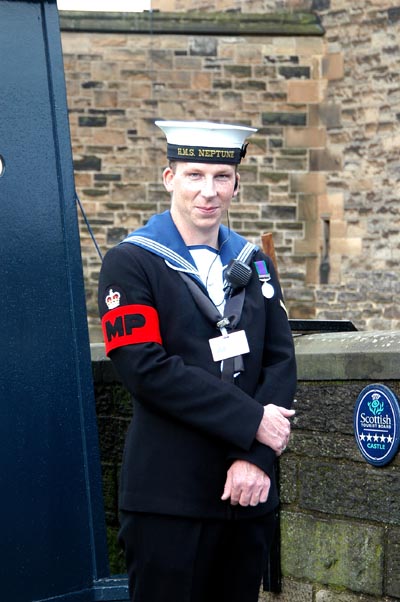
[{"xmin": 188, "ymin": 246, "xmax": 225, "ymax": 312}]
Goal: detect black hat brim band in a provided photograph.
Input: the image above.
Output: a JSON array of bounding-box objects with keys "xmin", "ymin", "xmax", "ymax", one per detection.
[{"xmin": 167, "ymin": 144, "xmax": 244, "ymax": 164}]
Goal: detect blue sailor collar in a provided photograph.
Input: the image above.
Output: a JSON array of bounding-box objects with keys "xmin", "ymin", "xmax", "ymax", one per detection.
[{"xmin": 121, "ymin": 210, "xmax": 258, "ymax": 282}]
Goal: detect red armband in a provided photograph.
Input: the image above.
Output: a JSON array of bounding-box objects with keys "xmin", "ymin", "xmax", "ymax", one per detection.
[{"xmin": 101, "ymin": 304, "xmax": 162, "ymax": 355}]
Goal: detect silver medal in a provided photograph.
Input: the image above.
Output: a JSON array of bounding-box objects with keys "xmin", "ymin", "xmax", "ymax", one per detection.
[{"xmin": 262, "ymin": 281, "xmax": 275, "ymax": 299}]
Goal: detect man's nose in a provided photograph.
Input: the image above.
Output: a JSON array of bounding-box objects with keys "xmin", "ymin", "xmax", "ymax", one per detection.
[{"xmin": 201, "ymin": 177, "xmax": 217, "ymax": 197}]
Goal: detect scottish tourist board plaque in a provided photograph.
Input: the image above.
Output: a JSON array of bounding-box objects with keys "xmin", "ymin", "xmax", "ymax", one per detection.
[{"xmin": 354, "ymin": 384, "xmax": 400, "ymax": 466}]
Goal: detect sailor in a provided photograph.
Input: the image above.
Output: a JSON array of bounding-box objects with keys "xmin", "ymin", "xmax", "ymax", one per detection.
[{"xmin": 98, "ymin": 120, "xmax": 297, "ymax": 602}]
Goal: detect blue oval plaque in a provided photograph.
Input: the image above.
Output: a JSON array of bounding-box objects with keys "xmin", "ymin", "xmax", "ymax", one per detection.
[{"xmin": 354, "ymin": 384, "xmax": 400, "ymax": 466}]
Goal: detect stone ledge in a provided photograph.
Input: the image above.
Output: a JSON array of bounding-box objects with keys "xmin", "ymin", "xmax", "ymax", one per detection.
[
  {"xmin": 295, "ymin": 330, "xmax": 400, "ymax": 380},
  {"xmin": 59, "ymin": 11, "xmax": 325, "ymax": 36},
  {"xmin": 92, "ymin": 331, "xmax": 400, "ymax": 382},
  {"xmin": 91, "ymin": 342, "xmax": 108, "ymax": 362}
]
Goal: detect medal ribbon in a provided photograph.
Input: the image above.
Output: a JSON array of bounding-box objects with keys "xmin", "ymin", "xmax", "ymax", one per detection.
[{"xmin": 254, "ymin": 260, "xmax": 271, "ymax": 281}]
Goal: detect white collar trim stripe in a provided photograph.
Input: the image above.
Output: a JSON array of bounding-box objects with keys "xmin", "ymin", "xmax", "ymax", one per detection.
[{"xmin": 123, "ymin": 235, "xmax": 197, "ymax": 272}]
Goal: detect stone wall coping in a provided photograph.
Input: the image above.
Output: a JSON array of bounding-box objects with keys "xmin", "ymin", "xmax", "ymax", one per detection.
[
  {"xmin": 91, "ymin": 330, "xmax": 400, "ymax": 382},
  {"xmin": 294, "ymin": 330, "xmax": 400, "ymax": 381},
  {"xmin": 59, "ymin": 11, "xmax": 324, "ymax": 36},
  {"xmin": 91, "ymin": 342, "xmax": 108, "ymax": 363}
]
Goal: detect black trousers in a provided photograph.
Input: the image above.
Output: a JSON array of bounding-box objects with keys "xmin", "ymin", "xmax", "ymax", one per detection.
[{"xmin": 119, "ymin": 510, "xmax": 277, "ymax": 602}]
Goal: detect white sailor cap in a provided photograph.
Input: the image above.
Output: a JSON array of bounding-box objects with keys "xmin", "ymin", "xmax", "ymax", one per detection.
[{"xmin": 155, "ymin": 120, "xmax": 257, "ymax": 164}]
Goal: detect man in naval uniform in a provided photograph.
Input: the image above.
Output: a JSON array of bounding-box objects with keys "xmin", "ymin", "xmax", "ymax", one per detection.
[{"xmin": 98, "ymin": 120, "xmax": 297, "ymax": 602}]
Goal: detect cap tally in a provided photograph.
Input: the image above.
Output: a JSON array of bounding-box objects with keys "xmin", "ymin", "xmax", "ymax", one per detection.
[{"xmin": 155, "ymin": 120, "xmax": 257, "ymax": 164}]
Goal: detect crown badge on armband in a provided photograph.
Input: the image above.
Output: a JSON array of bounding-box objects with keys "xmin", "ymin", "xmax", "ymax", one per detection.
[{"xmin": 105, "ymin": 288, "xmax": 121, "ymax": 309}]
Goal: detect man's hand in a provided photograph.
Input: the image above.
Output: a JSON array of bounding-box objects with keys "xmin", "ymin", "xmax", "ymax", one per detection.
[
  {"xmin": 256, "ymin": 404, "xmax": 295, "ymax": 455},
  {"xmin": 221, "ymin": 460, "xmax": 271, "ymax": 507}
]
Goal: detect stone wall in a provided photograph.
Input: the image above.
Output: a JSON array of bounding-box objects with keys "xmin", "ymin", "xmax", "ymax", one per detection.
[
  {"xmin": 309, "ymin": 0, "xmax": 400, "ymax": 332},
  {"xmin": 60, "ymin": 10, "xmax": 327, "ymax": 342},
  {"xmin": 91, "ymin": 330, "xmax": 400, "ymax": 601},
  {"xmin": 60, "ymin": 1, "xmax": 400, "ymax": 341}
]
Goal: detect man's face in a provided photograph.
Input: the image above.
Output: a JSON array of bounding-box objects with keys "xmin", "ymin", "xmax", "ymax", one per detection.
[{"xmin": 163, "ymin": 162, "xmax": 239, "ymax": 242}]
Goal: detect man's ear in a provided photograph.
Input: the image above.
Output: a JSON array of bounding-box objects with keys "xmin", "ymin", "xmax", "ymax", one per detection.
[
  {"xmin": 162, "ymin": 167, "xmax": 174, "ymax": 192},
  {"xmin": 233, "ymin": 173, "xmax": 240, "ymax": 196}
]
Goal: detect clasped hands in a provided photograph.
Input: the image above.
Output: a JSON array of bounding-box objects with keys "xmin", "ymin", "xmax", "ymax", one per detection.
[{"xmin": 221, "ymin": 404, "xmax": 295, "ymax": 508}]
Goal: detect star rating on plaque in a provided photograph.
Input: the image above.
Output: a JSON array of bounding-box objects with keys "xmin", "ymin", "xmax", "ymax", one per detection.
[{"xmin": 359, "ymin": 432, "xmax": 393, "ymax": 443}]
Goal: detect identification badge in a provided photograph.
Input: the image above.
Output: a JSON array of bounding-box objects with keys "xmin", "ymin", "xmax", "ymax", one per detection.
[{"xmin": 209, "ymin": 330, "xmax": 250, "ymax": 362}]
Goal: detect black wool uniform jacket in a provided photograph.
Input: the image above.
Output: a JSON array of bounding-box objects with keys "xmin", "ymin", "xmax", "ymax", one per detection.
[{"xmin": 98, "ymin": 221, "xmax": 297, "ymax": 520}]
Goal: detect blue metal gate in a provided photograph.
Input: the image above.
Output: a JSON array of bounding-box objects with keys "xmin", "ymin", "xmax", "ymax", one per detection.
[{"xmin": 0, "ymin": 1, "xmax": 127, "ymax": 600}]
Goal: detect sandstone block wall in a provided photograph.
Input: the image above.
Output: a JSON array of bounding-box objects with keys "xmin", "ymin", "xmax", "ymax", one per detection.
[{"xmin": 60, "ymin": 1, "xmax": 400, "ymax": 340}]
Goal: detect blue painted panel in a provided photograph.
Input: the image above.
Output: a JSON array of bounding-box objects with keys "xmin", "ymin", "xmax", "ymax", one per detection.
[{"xmin": 0, "ymin": 1, "xmax": 110, "ymax": 600}]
